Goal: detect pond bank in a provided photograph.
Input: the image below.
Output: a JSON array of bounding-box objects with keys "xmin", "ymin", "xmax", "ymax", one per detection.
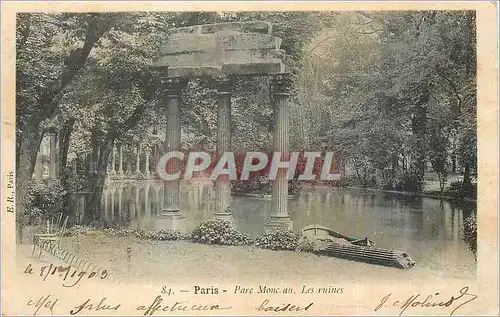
[
  {"xmin": 18, "ymin": 233, "xmax": 475, "ymax": 284},
  {"xmin": 316, "ymin": 186, "xmax": 477, "ymax": 203}
]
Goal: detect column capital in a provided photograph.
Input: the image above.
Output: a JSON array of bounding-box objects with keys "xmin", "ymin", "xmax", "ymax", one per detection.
[
  {"xmin": 271, "ymin": 73, "xmax": 294, "ymax": 96},
  {"xmin": 206, "ymin": 75, "xmax": 233, "ymax": 94},
  {"xmin": 160, "ymin": 77, "xmax": 189, "ymax": 96}
]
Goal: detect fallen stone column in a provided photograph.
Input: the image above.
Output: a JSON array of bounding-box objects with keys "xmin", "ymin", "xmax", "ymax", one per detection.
[{"xmin": 315, "ymin": 241, "xmax": 416, "ymax": 269}]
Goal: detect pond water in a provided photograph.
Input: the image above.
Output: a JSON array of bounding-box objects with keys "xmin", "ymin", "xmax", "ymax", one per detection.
[{"xmin": 89, "ymin": 179, "xmax": 476, "ymax": 277}]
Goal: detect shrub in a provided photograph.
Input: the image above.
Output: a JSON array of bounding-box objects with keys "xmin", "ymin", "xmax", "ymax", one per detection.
[
  {"xmin": 448, "ymin": 181, "xmax": 463, "ymax": 192},
  {"xmin": 335, "ymin": 175, "xmax": 356, "ymax": 187},
  {"xmin": 25, "ymin": 180, "xmax": 67, "ymax": 225},
  {"xmin": 136, "ymin": 229, "xmax": 189, "ymax": 241},
  {"xmin": 191, "ymin": 219, "xmax": 252, "ymax": 246},
  {"xmin": 65, "ymin": 225, "xmax": 132, "ymax": 236},
  {"xmin": 66, "ymin": 226, "xmax": 189, "ymax": 242},
  {"xmin": 288, "ymin": 180, "xmax": 300, "ymax": 195},
  {"xmin": 393, "ymin": 172, "xmax": 424, "ymax": 192},
  {"xmin": 447, "ymin": 181, "xmax": 477, "ymax": 199},
  {"xmin": 101, "ymin": 227, "xmax": 135, "ymax": 236},
  {"xmin": 232, "ymin": 176, "xmax": 272, "ymax": 194},
  {"xmin": 463, "ymin": 215, "xmax": 477, "ymax": 260},
  {"xmin": 254, "ymin": 229, "xmax": 300, "ymax": 251}
]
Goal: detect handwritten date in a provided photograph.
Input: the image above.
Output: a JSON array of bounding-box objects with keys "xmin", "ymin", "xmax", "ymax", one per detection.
[{"xmin": 24, "ymin": 263, "xmax": 108, "ymax": 287}]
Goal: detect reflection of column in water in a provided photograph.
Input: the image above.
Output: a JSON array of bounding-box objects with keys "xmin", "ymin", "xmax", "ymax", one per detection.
[
  {"xmin": 129, "ymin": 187, "xmax": 137, "ymax": 223},
  {"xmin": 402, "ymin": 202, "xmax": 411, "ymax": 241},
  {"xmin": 158, "ymin": 186, "xmax": 164, "ymax": 215},
  {"xmin": 100, "ymin": 192, "xmax": 104, "ymax": 223},
  {"xmin": 103, "ymin": 188, "xmax": 109, "ymax": 223},
  {"xmin": 154, "ymin": 186, "xmax": 160, "ymax": 216},
  {"xmin": 321, "ymin": 192, "xmax": 327, "ymax": 204},
  {"xmin": 370, "ymin": 195, "xmax": 376, "ymax": 208},
  {"xmin": 112, "ymin": 188, "xmax": 117, "ymax": 221},
  {"xmin": 139, "ymin": 188, "xmax": 146, "ymax": 216},
  {"xmin": 125, "ymin": 186, "xmax": 131, "ymax": 222},
  {"xmin": 202, "ymin": 185, "xmax": 209, "ymax": 200},
  {"xmin": 145, "ymin": 182, "xmax": 150, "ymax": 218},
  {"xmin": 419, "ymin": 200, "xmax": 429, "ymax": 238},
  {"xmin": 118, "ymin": 186, "xmax": 123, "ymax": 223},
  {"xmin": 453, "ymin": 207, "xmax": 460, "ymax": 241},
  {"xmin": 458, "ymin": 208, "xmax": 464, "ymax": 239},
  {"xmin": 188, "ymin": 189, "xmax": 196, "ymax": 213},
  {"xmin": 444, "ymin": 203, "xmax": 452, "ymax": 239},
  {"xmin": 307, "ymin": 192, "xmax": 313, "ymax": 214},
  {"xmin": 135, "ymin": 187, "xmax": 140, "ymax": 220},
  {"xmin": 318, "ymin": 192, "xmax": 324, "ymax": 217},
  {"xmin": 325, "ymin": 191, "xmax": 332, "ymax": 209}
]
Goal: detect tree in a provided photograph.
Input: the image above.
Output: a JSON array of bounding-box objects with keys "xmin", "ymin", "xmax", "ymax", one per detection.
[
  {"xmin": 294, "ymin": 11, "xmax": 476, "ymax": 192},
  {"xmin": 16, "ymin": 13, "xmax": 119, "ymax": 242}
]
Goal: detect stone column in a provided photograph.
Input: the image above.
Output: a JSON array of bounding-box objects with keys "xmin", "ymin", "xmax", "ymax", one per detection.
[
  {"xmin": 159, "ymin": 78, "xmax": 186, "ymax": 219},
  {"xmin": 136, "ymin": 146, "xmax": 141, "ymax": 175},
  {"xmin": 214, "ymin": 76, "xmax": 234, "ymax": 223},
  {"xmin": 126, "ymin": 146, "xmax": 132, "ymax": 175},
  {"xmin": 71, "ymin": 158, "xmax": 77, "ymax": 175},
  {"xmin": 49, "ymin": 132, "xmax": 58, "ymax": 179},
  {"xmin": 266, "ymin": 75, "xmax": 293, "ymax": 231},
  {"xmin": 88, "ymin": 153, "xmax": 94, "ymax": 174},
  {"xmin": 118, "ymin": 145, "xmax": 124, "ymax": 177},
  {"xmin": 34, "ymin": 152, "xmax": 43, "ymax": 181},
  {"xmin": 110, "ymin": 146, "xmax": 116, "ymax": 175},
  {"xmin": 145, "ymin": 149, "xmax": 150, "ymax": 178}
]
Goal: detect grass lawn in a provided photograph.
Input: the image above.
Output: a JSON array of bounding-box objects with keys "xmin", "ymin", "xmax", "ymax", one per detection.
[{"xmin": 17, "ymin": 230, "xmax": 475, "ymax": 284}]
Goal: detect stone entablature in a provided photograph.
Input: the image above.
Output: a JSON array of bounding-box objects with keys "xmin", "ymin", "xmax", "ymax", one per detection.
[{"xmin": 153, "ymin": 21, "xmax": 285, "ymax": 77}]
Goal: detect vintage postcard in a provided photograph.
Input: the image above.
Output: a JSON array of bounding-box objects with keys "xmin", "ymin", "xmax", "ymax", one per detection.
[{"xmin": 1, "ymin": 1, "xmax": 498, "ymax": 316}]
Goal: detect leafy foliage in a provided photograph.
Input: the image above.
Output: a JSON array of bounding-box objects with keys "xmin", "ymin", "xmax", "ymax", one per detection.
[
  {"xmin": 254, "ymin": 229, "xmax": 300, "ymax": 251},
  {"xmin": 191, "ymin": 219, "xmax": 252, "ymax": 246},
  {"xmin": 25, "ymin": 180, "xmax": 67, "ymax": 225},
  {"xmin": 446, "ymin": 181, "xmax": 477, "ymax": 200},
  {"xmin": 135, "ymin": 229, "xmax": 190, "ymax": 241},
  {"xmin": 295, "ymin": 11, "xmax": 476, "ymax": 192},
  {"xmin": 65, "ymin": 225, "xmax": 189, "ymax": 241},
  {"xmin": 462, "ymin": 215, "xmax": 477, "ymax": 260}
]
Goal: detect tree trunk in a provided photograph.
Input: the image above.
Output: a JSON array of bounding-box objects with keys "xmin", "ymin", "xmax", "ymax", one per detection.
[
  {"xmin": 82, "ymin": 139, "xmax": 114, "ymax": 225},
  {"xmin": 15, "ymin": 120, "xmax": 44, "ymax": 243},
  {"xmin": 88, "ymin": 130, "xmax": 100, "ymax": 174},
  {"xmin": 391, "ymin": 154, "xmax": 399, "ymax": 172},
  {"xmin": 463, "ymin": 162, "xmax": 471, "ymax": 191},
  {"xmin": 59, "ymin": 118, "xmax": 76, "ymax": 177},
  {"xmin": 59, "ymin": 118, "xmax": 76, "ymax": 222},
  {"xmin": 410, "ymin": 83, "xmax": 430, "ymax": 192}
]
